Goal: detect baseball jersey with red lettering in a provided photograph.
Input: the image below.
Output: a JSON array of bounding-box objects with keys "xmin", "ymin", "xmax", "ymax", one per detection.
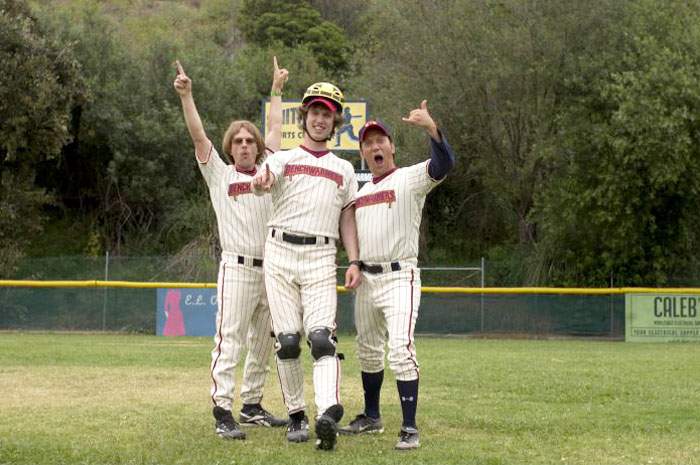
[
  {"xmin": 198, "ymin": 141, "xmax": 276, "ymax": 411},
  {"xmin": 355, "ymin": 160, "xmax": 442, "ymax": 263},
  {"xmin": 198, "ymin": 143, "xmax": 272, "ymax": 256},
  {"xmin": 264, "ymin": 146, "xmax": 357, "ymax": 237}
]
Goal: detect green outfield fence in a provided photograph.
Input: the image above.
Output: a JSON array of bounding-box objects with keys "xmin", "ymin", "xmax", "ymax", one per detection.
[
  {"xmin": 1, "ymin": 255, "xmax": 696, "ymax": 337},
  {"xmin": 0, "ymin": 280, "xmax": 629, "ymax": 336}
]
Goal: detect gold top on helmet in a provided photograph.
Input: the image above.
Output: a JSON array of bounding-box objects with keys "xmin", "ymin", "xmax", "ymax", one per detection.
[{"xmin": 302, "ymin": 82, "xmax": 344, "ymax": 113}]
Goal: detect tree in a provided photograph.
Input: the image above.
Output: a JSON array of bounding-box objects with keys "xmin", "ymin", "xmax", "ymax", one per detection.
[
  {"xmin": 0, "ymin": 0, "xmax": 85, "ymax": 272},
  {"xmin": 31, "ymin": 2, "xmax": 249, "ymax": 255},
  {"xmin": 237, "ymin": 0, "xmax": 352, "ymax": 76},
  {"xmin": 533, "ymin": 0, "xmax": 700, "ymax": 285},
  {"xmin": 309, "ymin": 0, "xmax": 366, "ymax": 39},
  {"xmin": 0, "ymin": 0, "xmax": 86, "ymax": 163},
  {"xmin": 26, "ymin": 1, "xmax": 323, "ymax": 258},
  {"xmin": 351, "ymin": 0, "xmax": 622, "ymax": 267}
]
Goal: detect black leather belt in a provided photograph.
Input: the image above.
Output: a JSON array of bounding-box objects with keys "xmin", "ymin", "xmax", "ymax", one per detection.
[
  {"xmin": 237, "ymin": 256, "xmax": 263, "ymax": 267},
  {"xmin": 361, "ymin": 262, "xmax": 401, "ymax": 274},
  {"xmin": 272, "ymin": 229, "xmax": 330, "ymax": 245}
]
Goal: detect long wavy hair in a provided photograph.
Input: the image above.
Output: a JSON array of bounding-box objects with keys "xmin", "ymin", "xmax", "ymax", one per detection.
[{"xmin": 222, "ymin": 120, "xmax": 265, "ymax": 165}]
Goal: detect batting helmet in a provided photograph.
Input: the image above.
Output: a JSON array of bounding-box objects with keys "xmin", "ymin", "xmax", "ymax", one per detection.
[{"xmin": 302, "ymin": 82, "xmax": 344, "ymax": 113}]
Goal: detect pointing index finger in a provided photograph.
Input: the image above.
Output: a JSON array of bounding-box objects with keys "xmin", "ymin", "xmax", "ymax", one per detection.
[
  {"xmin": 175, "ymin": 60, "xmax": 185, "ymax": 76},
  {"xmin": 273, "ymin": 56, "xmax": 279, "ymax": 72}
]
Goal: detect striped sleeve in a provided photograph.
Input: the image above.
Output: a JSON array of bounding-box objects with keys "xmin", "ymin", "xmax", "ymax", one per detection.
[
  {"xmin": 264, "ymin": 150, "xmax": 288, "ymax": 180},
  {"xmin": 198, "ymin": 143, "xmax": 227, "ymax": 190},
  {"xmin": 405, "ymin": 160, "xmax": 443, "ymax": 196},
  {"xmin": 342, "ymin": 163, "xmax": 358, "ymax": 210}
]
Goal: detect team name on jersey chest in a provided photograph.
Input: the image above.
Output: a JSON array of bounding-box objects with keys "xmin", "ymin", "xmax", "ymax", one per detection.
[
  {"xmin": 356, "ymin": 189, "xmax": 397, "ymax": 208},
  {"xmin": 284, "ymin": 164, "xmax": 343, "ymax": 187},
  {"xmin": 228, "ymin": 182, "xmax": 252, "ymax": 198}
]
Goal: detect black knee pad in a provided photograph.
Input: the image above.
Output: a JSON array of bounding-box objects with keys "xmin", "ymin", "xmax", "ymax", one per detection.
[
  {"xmin": 308, "ymin": 328, "xmax": 336, "ymax": 360},
  {"xmin": 276, "ymin": 332, "xmax": 301, "ymax": 359}
]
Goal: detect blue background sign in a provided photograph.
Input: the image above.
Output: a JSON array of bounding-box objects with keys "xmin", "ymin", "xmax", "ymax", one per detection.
[{"xmin": 156, "ymin": 288, "xmax": 218, "ymax": 336}]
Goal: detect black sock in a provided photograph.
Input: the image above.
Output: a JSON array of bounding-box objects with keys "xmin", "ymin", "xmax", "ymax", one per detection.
[
  {"xmin": 290, "ymin": 410, "xmax": 305, "ymax": 422},
  {"xmin": 397, "ymin": 378, "xmax": 419, "ymax": 428},
  {"xmin": 213, "ymin": 406, "xmax": 232, "ymax": 421},
  {"xmin": 362, "ymin": 370, "xmax": 384, "ymax": 419},
  {"xmin": 241, "ymin": 403, "xmax": 261, "ymax": 413}
]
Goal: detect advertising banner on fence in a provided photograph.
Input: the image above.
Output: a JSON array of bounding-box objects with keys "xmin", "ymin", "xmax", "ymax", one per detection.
[
  {"xmin": 625, "ymin": 293, "xmax": 700, "ymax": 342},
  {"xmin": 156, "ymin": 288, "xmax": 217, "ymax": 336}
]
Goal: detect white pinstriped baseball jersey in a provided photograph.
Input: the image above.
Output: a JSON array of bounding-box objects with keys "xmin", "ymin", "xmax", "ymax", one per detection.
[
  {"xmin": 198, "ymin": 143, "xmax": 272, "ymax": 258},
  {"xmin": 260, "ymin": 144, "xmax": 356, "ymax": 417},
  {"xmin": 198, "ymin": 141, "xmax": 276, "ymax": 411},
  {"xmin": 264, "ymin": 146, "xmax": 358, "ymax": 238},
  {"xmin": 355, "ymin": 160, "xmax": 442, "ymax": 264}
]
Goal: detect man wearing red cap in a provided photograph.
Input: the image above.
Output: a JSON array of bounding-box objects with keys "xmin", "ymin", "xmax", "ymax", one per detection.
[
  {"xmin": 251, "ymin": 82, "xmax": 361, "ymax": 451},
  {"xmin": 339, "ymin": 101, "xmax": 456, "ymax": 450}
]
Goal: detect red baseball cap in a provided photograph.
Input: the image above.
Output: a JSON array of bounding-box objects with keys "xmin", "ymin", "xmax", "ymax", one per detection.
[
  {"xmin": 304, "ymin": 97, "xmax": 337, "ymax": 112},
  {"xmin": 359, "ymin": 120, "xmax": 392, "ymax": 144}
]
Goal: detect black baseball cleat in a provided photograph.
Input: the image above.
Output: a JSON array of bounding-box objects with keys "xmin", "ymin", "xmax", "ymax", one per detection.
[
  {"xmin": 239, "ymin": 405, "xmax": 288, "ymax": 427},
  {"xmin": 315, "ymin": 404, "xmax": 344, "ymax": 451},
  {"xmin": 395, "ymin": 426, "xmax": 420, "ymax": 450},
  {"xmin": 213, "ymin": 406, "xmax": 246, "ymax": 440},
  {"xmin": 286, "ymin": 414, "xmax": 310, "ymax": 443},
  {"xmin": 339, "ymin": 413, "xmax": 384, "ymax": 435}
]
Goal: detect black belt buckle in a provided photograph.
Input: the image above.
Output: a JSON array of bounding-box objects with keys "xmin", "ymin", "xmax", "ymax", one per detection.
[
  {"xmin": 273, "ymin": 229, "xmax": 329, "ymax": 245},
  {"xmin": 361, "ymin": 262, "xmax": 401, "ymax": 274},
  {"xmin": 361, "ymin": 263, "xmax": 383, "ymax": 274},
  {"xmin": 282, "ymin": 232, "xmax": 315, "ymax": 245}
]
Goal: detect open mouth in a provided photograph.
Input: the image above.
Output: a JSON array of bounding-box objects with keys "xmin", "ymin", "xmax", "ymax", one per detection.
[{"xmin": 374, "ymin": 154, "xmax": 384, "ymax": 163}]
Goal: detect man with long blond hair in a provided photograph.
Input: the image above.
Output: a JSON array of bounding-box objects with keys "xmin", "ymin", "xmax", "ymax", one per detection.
[{"xmin": 174, "ymin": 56, "xmax": 288, "ymax": 440}]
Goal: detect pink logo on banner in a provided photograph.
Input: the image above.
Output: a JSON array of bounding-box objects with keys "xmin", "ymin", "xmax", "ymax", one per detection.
[{"xmin": 163, "ymin": 289, "xmax": 185, "ymax": 336}]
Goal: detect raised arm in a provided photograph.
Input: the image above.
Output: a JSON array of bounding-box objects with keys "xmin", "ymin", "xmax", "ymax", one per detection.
[
  {"xmin": 402, "ymin": 99, "xmax": 455, "ymax": 180},
  {"xmin": 265, "ymin": 56, "xmax": 289, "ymax": 153},
  {"xmin": 173, "ymin": 60, "xmax": 210, "ymax": 162}
]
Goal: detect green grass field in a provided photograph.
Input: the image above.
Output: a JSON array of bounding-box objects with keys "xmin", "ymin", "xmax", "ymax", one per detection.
[{"xmin": 1, "ymin": 333, "xmax": 698, "ymax": 465}]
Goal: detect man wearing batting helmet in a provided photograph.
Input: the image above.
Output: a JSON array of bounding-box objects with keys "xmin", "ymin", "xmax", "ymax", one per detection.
[
  {"xmin": 338, "ymin": 101, "xmax": 456, "ymax": 450},
  {"xmin": 251, "ymin": 82, "xmax": 362, "ymax": 451},
  {"xmin": 174, "ymin": 57, "xmax": 288, "ymax": 440}
]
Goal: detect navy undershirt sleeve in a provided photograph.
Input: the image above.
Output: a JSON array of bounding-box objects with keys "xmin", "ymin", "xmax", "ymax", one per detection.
[{"xmin": 427, "ymin": 130, "xmax": 456, "ymax": 180}]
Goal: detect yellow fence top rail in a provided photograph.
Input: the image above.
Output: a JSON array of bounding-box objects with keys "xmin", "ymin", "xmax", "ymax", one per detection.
[
  {"xmin": 2, "ymin": 280, "xmax": 700, "ymax": 294},
  {"xmin": 0, "ymin": 280, "xmax": 217, "ymax": 289},
  {"xmin": 421, "ymin": 287, "xmax": 700, "ymax": 295}
]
